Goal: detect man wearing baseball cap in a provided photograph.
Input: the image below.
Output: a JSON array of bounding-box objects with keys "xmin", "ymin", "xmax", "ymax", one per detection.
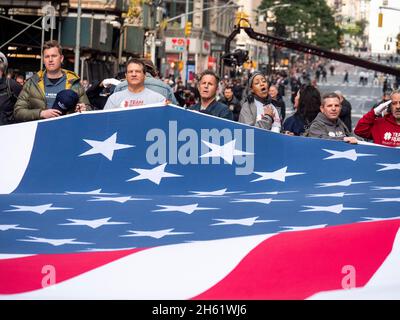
[{"xmin": 14, "ymin": 40, "xmax": 90, "ymax": 122}]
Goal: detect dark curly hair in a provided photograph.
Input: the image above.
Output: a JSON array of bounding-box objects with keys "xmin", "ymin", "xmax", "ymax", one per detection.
[{"xmin": 296, "ymin": 85, "xmax": 321, "ymax": 124}]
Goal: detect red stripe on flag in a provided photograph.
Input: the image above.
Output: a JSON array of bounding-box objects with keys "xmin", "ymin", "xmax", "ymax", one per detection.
[
  {"xmin": 0, "ymin": 248, "xmax": 143, "ymax": 294},
  {"xmin": 193, "ymin": 220, "xmax": 400, "ymax": 300}
]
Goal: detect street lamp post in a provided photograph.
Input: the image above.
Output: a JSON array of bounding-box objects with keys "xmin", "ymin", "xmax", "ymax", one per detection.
[
  {"xmin": 149, "ymin": 0, "xmax": 163, "ymax": 64},
  {"xmin": 182, "ymin": 0, "xmax": 189, "ymax": 86},
  {"xmin": 163, "ymin": 3, "xmax": 240, "ymax": 84},
  {"xmin": 74, "ymin": 0, "xmax": 82, "ymax": 75}
]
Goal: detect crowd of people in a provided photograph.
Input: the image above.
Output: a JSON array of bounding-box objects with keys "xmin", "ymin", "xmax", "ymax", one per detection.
[{"xmin": 1, "ymin": 40, "xmax": 399, "ymax": 148}]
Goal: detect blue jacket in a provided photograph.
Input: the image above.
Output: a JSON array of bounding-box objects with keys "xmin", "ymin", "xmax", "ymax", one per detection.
[
  {"xmin": 188, "ymin": 99, "xmax": 233, "ymax": 120},
  {"xmin": 283, "ymin": 113, "xmax": 307, "ymax": 136}
]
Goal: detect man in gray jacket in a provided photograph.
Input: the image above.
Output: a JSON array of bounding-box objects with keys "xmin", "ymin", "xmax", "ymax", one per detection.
[
  {"xmin": 113, "ymin": 59, "xmax": 178, "ymax": 105},
  {"xmin": 305, "ymin": 92, "xmax": 358, "ymax": 144}
]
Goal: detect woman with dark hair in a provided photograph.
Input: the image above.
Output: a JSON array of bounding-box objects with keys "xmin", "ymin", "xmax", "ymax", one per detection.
[
  {"xmin": 282, "ymin": 85, "xmax": 321, "ymax": 136},
  {"xmin": 239, "ymin": 71, "xmax": 281, "ymax": 132}
]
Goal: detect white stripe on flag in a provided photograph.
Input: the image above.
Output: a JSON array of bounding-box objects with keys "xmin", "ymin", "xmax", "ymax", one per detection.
[
  {"xmin": 1, "ymin": 234, "xmax": 272, "ymax": 300},
  {"xmin": 0, "ymin": 121, "xmax": 37, "ymax": 194}
]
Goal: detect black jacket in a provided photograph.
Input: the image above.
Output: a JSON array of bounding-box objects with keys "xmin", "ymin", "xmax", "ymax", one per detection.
[
  {"xmin": 219, "ymin": 96, "xmax": 241, "ymax": 121},
  {"xmin": 188, "ymin": 99, "xmax": 233, "ymax": 120},
  {"xmin": 0, "ymin": 77, "xmax": 22, "ymax": 125},
  {"xmin": 85, "ymin": 80, "xmax": 115, "ymax": 110},
  {"xmin": 269, "ymin": 96, "xmax": 286, "ymax": 120},
  {"xmin": 339, "ymin": 98, "xmax": 352, "ymax": 131}
]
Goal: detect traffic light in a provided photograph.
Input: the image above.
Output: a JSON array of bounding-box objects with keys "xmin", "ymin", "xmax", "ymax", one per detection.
[
  {"xmin": 235, "ymin": 11, "xmax": 250, "ymax": 28},
  {"xmin": 184, "ymin": 21, "xmax": 192, "ymax": 37},
  {"xmin": 378, "ymin": 12, "xmax": 383, "ymax": 28}
]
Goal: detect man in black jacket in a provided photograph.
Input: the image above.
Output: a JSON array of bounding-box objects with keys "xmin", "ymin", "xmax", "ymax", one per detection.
[
  {"xmin": 335, "ymin": 90, "xmax": 352, "ymax": 131},
  {"xmin": 268, "ymin": 84, "xmax": 286, "ymax": 121},
  {"xmin": 0, "ymin": 61, "xmax": 22, "ymax": 125},
  {"xmin": 220, "ymin": 86, "xmax": 241, "ymax": 121},
  {"xmin": 187, "ymin": 70, "xmax": 233, "ymax": 120}
]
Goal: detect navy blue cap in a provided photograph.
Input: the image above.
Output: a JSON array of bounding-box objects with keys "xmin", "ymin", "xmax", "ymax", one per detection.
[{"xmin": 52, "ymin": 89, "xmax": 79, "ymax": 114}]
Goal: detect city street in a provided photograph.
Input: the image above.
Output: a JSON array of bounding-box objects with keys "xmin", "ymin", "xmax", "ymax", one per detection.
[
  {"xmin": 284, "ymin": 62, "xmax": 385, "ymax": 130},
  {"xmin": 317, "ymin": 63, "xmax": 384, "ymax": 129}
]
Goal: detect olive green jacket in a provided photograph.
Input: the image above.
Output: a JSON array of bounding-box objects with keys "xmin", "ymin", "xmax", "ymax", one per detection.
[{"xmin": 14, "ymin": 69, "xmax": 90, "ymax": 122}]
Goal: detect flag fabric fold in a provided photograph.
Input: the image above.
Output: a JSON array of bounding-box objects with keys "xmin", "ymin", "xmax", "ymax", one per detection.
[{"xmin": 0, "ymin": 105, "xmax": 399, "ymax": 299}]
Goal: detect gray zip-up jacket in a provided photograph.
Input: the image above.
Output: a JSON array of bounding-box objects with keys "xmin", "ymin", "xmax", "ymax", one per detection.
[{"xmin": 305, "ymin": 112, "xmax": 352, "ymax": 140}]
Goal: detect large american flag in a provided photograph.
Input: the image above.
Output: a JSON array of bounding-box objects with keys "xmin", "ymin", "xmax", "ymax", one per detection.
[{"xmin": 0, "ymin": 105, "xmax": 399, "ymax": 299}]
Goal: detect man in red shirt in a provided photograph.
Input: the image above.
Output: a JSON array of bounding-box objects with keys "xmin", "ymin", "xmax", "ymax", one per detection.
[{"xmin": 354, "ymin": 91, "xmax": 400, "ymax": 147}]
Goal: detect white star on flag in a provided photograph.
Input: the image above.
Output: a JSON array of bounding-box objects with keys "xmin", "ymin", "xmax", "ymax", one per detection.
[
  {"xmin": 316, "ymin": 178, "xmax": 370, "ymax": 188},
  {"xmin": 306, "ymin": 192, "xmax": 363, "ymax": 198},
  {"xmin": 152, "ymin": 203, "xmax": 218, "ymax": 214},
  {"xmin": 372, "ymin": 198, "xmax": 400, "ymax": 203},
  {"xmin": 361, "ymin": 216, "xmax": 400, "ymax": 222},
  {"xmin": 59, "ymin": 217, "xmax": 129, "ymax": 229},
  {"xmin": 17, "ymin": 236, "xmax": 93, "ymax": 246},
  {"xmin": 79, "ymin": 132, "xmax": 134, "ymax": 161},
  {"xmin": 211, "ymin": 216, "xmax": 278, "ymax": 226},
  {"xmin": 175, "ymin": 188, "xmax": 242, "ymax": 198},
  {"xmin": 371, "ymin": 186, "xmax": 400, "ymax": 191},
  {"xmin": 65, "ymin": 189, "xmax": 118, "ymax": 195},
  {"xmin": 0, "ymin": 224, "xmax": 37, "ymax": 231},
  {"xmin": 127, "ymin": 163, "xmax": 182, "ymax": 185},
  {"xmin": 322, "ymin": 149, "xmax": 375, "ymax": 161},
  {"xmin": 4, "ymin": 204, "xmax": 72, "ymax": 215},
  {"xmin": 200, "ymin": 139, "xmax": 254, "ymax": 164},
  {"xmin": 231, "ymin": 198, "xmax": 292, "ymax": 205},
  {"xmin": 243, "ymin": 191, "xmax": 298, "ymax": 196},
  {"xmin": 252, "ymin": 166, "xmax": 305, "ymax": 182},
  {"xmin": 280, "ymin": 224, "xmax": 327, "ymax": 232},
  {"xmin": 377, "ymin": 163, "xmax": 400, "ymax": 171},
  {"xmin": 301, "ymin": 204, "xmax": 365, "ymax": 214},
  {"xmin": 88, "ymin": 196, "xmax": 149, "ymax": 203},
  {"xmin": 120, "ymin": 228, "xmax": 192, "ymax": 239}
]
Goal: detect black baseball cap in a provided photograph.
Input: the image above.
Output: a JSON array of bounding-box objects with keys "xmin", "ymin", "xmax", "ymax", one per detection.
[{"xmin": 52, "ymin": 89, "xmax": 79, "ymax": 114}]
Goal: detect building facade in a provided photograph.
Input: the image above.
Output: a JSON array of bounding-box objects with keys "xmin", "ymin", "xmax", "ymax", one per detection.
[
  {"xmin": 162, "ymin": 0, "xmax": 237, "ymax": 81},
  {"xmin": 0, "ymin": 0, "xmax": 139, "ymax": 81},
  {"xmin": 326, "ymin": 0, "xmax": 370, "ymax": 53},
  {"xmin": 0, "ymin": 0, "xmax": 239, "ymax": 82},
  {"xmin": 368, "ymin": 0, "xmax": 400, "ymax": 55}
]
